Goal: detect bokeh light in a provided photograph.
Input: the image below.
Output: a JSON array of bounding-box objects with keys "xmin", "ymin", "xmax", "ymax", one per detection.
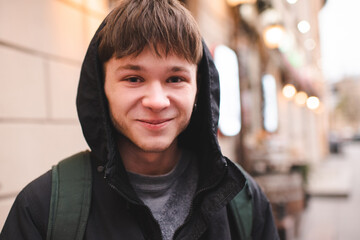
[
  {"xmin": 263, "ymin": 25, "xmax": 286, "ymax": 49},
  {"xmin": 295, "ymin": 91, "xmax": 308, "ymax": 106},
  {"xmin": 282, "ymin": 84, "xmax": 297, "ymax": 99},
  {"xmin": 298, "ymin": 20, "xmax": 311, "ymax": 34},
  {"xmin": 306, "ymin": 96, "xmax": 320, "ymax": 110}
]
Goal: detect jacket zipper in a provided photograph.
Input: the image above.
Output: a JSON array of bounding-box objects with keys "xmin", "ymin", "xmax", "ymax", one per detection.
[
  {"xmin": 105, "ymin": 177, "xmax": 163, "ymax": 240},
  {"xmin": 172, "ymin": 163, "xmax": 228, "ymax": 239}
]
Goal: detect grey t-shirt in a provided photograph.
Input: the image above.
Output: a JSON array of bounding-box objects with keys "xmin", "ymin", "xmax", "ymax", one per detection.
[{"xmin": 127, "ymin": 150, "xmax": 198, "ymax": 240}]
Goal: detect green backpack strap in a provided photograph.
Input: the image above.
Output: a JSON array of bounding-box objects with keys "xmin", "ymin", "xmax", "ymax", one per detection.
[
  {"xmin": 46, "ymin": 151, "xmax": 92, "ymax": 240},
  {"xmin": 229, "ymin": 163, "xmax": 253, "ymax": 240}
]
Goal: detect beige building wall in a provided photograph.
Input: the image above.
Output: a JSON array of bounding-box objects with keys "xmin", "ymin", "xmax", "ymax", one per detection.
[
  {"xmin": 190, "ymin": 0, "xmax": 234, "ymax": 47},
  {"xmin": 0, "ymin": 0, "xmax": 109, "ymax": 228},
  {"xmin": 187, "ymin": 0, "xmax": 240, "ymax": 162}
]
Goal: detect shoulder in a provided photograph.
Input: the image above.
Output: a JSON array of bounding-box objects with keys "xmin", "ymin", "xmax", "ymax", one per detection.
[
  {"xmin": 227, "ymin": 160, "xmax": 279, "ymax": 240},
  {"xmin": 20, "ymin": 170, "xmax": 52, "ymax": 203},
  {"xmin": 247, "ymin": 175, "xmax": 279, "ymax": 239},
  {"xmin": 18, "ymin": 170, "xmax": 52, "ymax": 223},
  {"xmin": 226, "ymin": 159, "xmax": 269, "ymax": 206},
  {"xmin": 1, "ymin": 170, "xmax": 52, "ymax": 239},
  {"xmin": 14, "ymin": 171, "xmax": 51, "ymax": 233},
  {"xmin": 227, "ymin": 160, "xmax": 270, "ymax": 211}
]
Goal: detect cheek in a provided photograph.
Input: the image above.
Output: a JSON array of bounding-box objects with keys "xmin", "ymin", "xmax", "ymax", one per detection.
[
  {"xmin": 106, "ymin": 90, "xmax": 119, "ymax": 113},
  {"xmin": 104, "ymin": 81, "xmax": 115, "ymax": 106},
  {"xmin": 107, "ymin": 90, "xmax": 142, "ymax": 120},
  {"xmin": 189, "ymin": 86, "xmax": 198, "ymax": 105},
  {"xmin": 175, "ymin": 90, "xmax": 197, "ymax": 113},
  {"xmin": 104, "ymin": 86, "xmax": 123, "ymax": 116}
]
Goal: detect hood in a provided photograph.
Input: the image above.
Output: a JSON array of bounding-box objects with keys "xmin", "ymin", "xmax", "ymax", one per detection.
[{"xmin": 76, "ymin": 20, "xmax": 226, "ymax": 194}]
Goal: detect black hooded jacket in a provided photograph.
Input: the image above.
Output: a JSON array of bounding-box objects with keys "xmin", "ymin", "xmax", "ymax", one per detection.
[{"xmin": 0, "ymin": 21, "xmax": 279, "ymax": 240}]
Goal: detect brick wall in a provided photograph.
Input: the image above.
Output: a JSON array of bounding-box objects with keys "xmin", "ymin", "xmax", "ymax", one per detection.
[{"xmin": 0, "ymin": 0, "xmax": 108, "ymax": 228}]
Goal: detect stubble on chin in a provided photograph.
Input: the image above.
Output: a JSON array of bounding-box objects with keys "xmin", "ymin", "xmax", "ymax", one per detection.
[{"xmin": 109, "ymin": 111, "xmax": 167, "ymax": 153}]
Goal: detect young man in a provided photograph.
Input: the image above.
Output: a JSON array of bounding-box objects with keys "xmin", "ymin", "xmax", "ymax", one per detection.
[{"xmin": 1, "ymin": 0, "xmax": 279, "ymax": 239}]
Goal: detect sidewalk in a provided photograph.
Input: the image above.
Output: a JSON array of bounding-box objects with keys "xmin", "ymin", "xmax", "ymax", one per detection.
[
  {"xmin": 297, "ymin": 142, "xmax": 360, "ymax": 240},
  {"xmin": 306, "ymin": 154, "xmax": 352, "ymax": 197}
]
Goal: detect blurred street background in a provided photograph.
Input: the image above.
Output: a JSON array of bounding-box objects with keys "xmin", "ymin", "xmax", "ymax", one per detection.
[
  {"xmin": 1, "ymin": 0, "xmax": 360, "ymax": 239},
  {"xmin": 298, "ymin": 141, "xmax": 360, "ymax": 240}
]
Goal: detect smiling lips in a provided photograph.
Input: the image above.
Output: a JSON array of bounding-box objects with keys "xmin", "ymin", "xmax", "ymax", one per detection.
[{"xmin": 137, "ymin": 118, "xmax": 173, "ymax": 130}]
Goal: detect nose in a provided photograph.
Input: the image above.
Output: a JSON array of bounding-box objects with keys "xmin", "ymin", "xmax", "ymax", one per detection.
[{"xmin": 142, "ymin": 82, "xmax": 170, "ymax": 111}]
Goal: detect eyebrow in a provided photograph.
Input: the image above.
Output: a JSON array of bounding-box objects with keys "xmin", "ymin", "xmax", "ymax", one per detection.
[
  {"xmin": 170, "ymin": 66, "xmax": 190, "ymax": 73},
  {"xmin": 116, "ymin": 64, "xmax": 191, "ymax": 73},
  {"xmin": 116, "ymin": 64, "xmax": 142, "ymax": 71}
]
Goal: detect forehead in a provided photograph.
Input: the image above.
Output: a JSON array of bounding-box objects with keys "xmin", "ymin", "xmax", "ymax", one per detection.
[{"xmin": 105, "ymin": 46, "xmax": 197, "ymax": 74}]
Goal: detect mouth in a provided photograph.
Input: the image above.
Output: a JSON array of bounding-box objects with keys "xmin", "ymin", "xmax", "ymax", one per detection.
[
  {"xmin": 137, "ymin": 118, "xmax": 173, "ymax": 129},
  {"xmin": 138, "ymin": 118, "xmax": 172, "ymax": 124}
]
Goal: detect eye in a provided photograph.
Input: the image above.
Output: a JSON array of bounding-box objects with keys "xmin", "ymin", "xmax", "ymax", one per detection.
[
  {"xmin": 124, "ymin": 77, "xmax": 142, "ymax": 83},
  {"xmin": 167, "ymin": 76, "xmax": 184, "ymax": 83}
]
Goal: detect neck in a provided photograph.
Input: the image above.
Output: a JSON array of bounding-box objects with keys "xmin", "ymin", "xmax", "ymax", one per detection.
[{"xmin": 118, "ymin": 137, "xmax": 181, "ymax": 176}]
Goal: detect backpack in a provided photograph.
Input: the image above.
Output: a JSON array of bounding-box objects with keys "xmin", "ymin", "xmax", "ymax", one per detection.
[{"xmin": 46, "ymin": 151, "xmax": 253, "ymax": 240}]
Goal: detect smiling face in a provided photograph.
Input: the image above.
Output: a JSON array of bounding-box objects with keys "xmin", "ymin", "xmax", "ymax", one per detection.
[{"xmin": 104, "ymin": 47, "xmax": 197, "ymax": 154}]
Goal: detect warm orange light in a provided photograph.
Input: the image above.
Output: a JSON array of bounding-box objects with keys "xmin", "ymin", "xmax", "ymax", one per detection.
[
  {"xmin": 282, "ymin": 84, "xmax": 297, "ymax": 99},
  {"xmin": 227, "ymin": 0, "xmax": 256, "ymax": 7},
  {"xmin": 306, "ymin": 96, "xmax": 320, "ymax": 110},
  {"xmin": 263, "ymin": 25, "xmax": 285, "ymax": 49},
  {"xmin": 295, "ymin": 91, "xmax": 308, "ymax": 106}
]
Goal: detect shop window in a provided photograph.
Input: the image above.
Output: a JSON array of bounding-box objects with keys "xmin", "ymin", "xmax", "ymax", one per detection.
[
  {"xmin": 213, "ymin": 45, "xmax": 242, "ymax": 136},
  {"xmin": 262, "ymin": 74, "xmax": 278, "ymax": 132}
]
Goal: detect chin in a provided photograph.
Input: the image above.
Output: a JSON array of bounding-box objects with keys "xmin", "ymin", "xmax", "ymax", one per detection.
[
  {"xmin": 135, "ymin": 138, "xmax": 177, "ymax": 153},
  {"xmin": 138, "ymin": 144, "xmax": 171, "ymax": 153}
]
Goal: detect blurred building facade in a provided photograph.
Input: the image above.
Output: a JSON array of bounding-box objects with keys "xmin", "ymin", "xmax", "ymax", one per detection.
[
  {"xmin": 184, "ymin": 0, "xmax": 327, "ymax": 173},
  {"xmin": 0, "ymin": 0, "xmax": 329, "ymax": 237},
  {"xmin": 329, "ymin": 76, "xmax": 360, "ymax": 139},
  {"xmin": 182, "ymin": 0, "xmax": 328, "ymax": 238}
]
